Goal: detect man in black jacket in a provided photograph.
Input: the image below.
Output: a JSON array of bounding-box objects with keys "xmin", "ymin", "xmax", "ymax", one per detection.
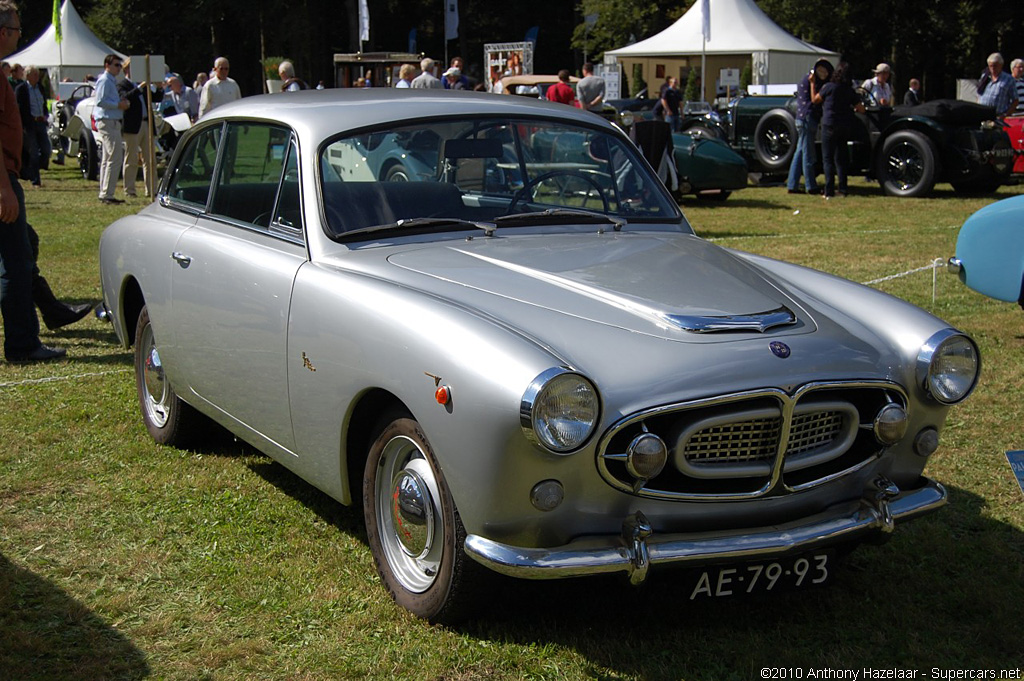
[
  {"xmin": 117, "ymin": 70, "xmax": 150, "ymax": 197},
  {"xmin": 14, "ymin": 65, "xmax": 49, "ymax": 186}
]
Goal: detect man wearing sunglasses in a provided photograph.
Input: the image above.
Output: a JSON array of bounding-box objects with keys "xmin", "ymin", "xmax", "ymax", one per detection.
[{"xmin": 94, "ymin": 53, "xmax": 129, "ymax": 204}]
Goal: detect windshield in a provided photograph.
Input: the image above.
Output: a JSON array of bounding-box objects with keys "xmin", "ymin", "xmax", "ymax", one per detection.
[{"xmin": 319, "ymin": 117, "xmax": 682, "ymax": 240}]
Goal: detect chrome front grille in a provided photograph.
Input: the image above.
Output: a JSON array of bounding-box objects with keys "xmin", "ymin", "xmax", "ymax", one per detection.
[
  {"xmin": 682, "ymin": 415, "xmax": 781, "ymax": 464},
  {"xmin": 597, "ymin": 382, "xmax": 906, "ymax": 501}
]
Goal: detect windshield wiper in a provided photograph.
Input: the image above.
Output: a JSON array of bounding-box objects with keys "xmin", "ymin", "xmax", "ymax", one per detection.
[
  {"xmin": 494, "ymin": 209, "xmax": 625, "ymax": 231},
  {"xmin": 337, "ymin": 217, "xmax": 496, "ymax": 241}
]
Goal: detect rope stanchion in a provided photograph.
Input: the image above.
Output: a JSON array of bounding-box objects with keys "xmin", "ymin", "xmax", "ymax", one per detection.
[
  {"xmin": 861, "ymin": 258, "xmax": 947, "ymax": 303},
  {"xmin": 0, "ymin": 369, "xmax": 130, "ymax": 390}
]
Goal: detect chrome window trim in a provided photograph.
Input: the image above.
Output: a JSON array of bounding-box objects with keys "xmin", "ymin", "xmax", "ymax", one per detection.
[{"xmin": 596, "ymin": 380, "xmax": 908, "ymax": 501}]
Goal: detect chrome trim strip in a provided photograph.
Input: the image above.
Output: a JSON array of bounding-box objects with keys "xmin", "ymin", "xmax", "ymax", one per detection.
[
  {"xmin": 464, "ymin": 478, "xmax": 946, "ymax": 582},
  {"xmin": 663, "ymin": 306, "xmax": 797, "ymax": 333},
  {"xmin": 596, "ymin": 380, "xmax": 908, "ymax": 501}
]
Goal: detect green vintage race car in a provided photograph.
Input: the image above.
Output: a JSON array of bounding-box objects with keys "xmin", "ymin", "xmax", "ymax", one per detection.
[{"xmin": 721, "ymin": 92, "xmax": 1014, "ymax": 197}]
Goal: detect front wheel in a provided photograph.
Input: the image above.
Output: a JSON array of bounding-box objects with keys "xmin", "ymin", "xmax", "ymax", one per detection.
[
  {"xmin": 79, "ymin": 131, "xmax": 98, "ymax": 181},
  {"xmin": 363, "ymin": 415, "xmax": 482, "ymax": 623},
  {"xmin": 753, "ymin": 109, "xmax": 797, "ymax": 173},
  {"xmin": 134, "ymin": 305, "xmax": 207, "ymax": 447}
]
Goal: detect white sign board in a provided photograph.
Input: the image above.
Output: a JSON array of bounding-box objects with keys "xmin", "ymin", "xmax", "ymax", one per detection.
[
  {"xmin": 719, "ymin": 68, "xmax": 740, "ymax": 87},
  {"xmin": 126, "ymin": 55, "xmax": 167, "ymax": 85},
  {"xmin": 597, "ymin": 64, "xmax": 620, "ymax": 100}
]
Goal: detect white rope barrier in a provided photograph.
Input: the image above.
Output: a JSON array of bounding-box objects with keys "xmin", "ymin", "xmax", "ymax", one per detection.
[
  {"xmin": 860, "ymin": 258, "xmax": 947, "ymax": 304},
  {"xmin": 0, "ymin": 368, "xmax": 130, "ymax": 390}
]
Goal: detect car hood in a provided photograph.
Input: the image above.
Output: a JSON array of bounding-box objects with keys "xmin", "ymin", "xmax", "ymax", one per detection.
[{"xmin": 385, "ymin": 232, "xmax": 816, "ymax": 342}]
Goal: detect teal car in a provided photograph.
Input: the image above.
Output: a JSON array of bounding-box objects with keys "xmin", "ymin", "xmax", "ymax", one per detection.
[{"xmin": 949, "ymin": 194, "xmax": 1024, "ymax": 308}]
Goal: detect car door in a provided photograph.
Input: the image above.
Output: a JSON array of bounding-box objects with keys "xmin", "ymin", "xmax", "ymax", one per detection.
[{"xmin": 169, "ymin": 122, "xmax": 306, "ymax": 456}]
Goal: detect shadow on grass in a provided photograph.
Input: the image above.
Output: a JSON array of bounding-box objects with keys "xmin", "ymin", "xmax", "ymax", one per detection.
[
  {"xmin": 681, "ymin": 197, "xmax": 786, "ymax": 210},
  {"xmin": 0, "ymin": 554, "xmax": 150, "ymax": 680},
  {"xmin": 453, "ymin": 484, "xmax": 1022, "ymax": 675},
  {"xmin": 247, "ymin": 459, "xmax": 364, "ymax": 537}
]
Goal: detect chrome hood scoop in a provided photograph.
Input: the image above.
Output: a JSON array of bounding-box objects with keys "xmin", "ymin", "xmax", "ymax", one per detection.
[{"xmin": 386, "ymin": 233, "xmax": 810, "ymax": 339}]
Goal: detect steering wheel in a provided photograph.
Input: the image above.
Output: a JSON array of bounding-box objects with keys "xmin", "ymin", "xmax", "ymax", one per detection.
[
  {"xmin": 855, "ymin": 86, "xmax": 878, "ymax": 109},
  {"xmin": 506, "ymin": 169, "xmax": 610, "ymax": 214}
]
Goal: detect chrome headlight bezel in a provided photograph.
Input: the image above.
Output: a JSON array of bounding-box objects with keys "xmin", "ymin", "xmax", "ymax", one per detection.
[
  {"xmin": 916, "ymin": 329, "xmax": 980, "ymax": 405},
  {"xmin": 520, "ymin": 367, "xmax": 600, "ymax": 454}
]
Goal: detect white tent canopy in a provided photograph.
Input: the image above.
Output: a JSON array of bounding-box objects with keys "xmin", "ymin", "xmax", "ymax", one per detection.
[
  {"xmin": 8, "ymin": 0, "xmax": 126, "ymax": 86},
  {"xmin": 606, "ymin": 0, "xmax": 838, "ymax": 91}
]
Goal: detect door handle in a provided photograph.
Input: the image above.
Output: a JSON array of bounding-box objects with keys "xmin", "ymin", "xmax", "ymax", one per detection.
[{"xmin": 171, "ymin": 251, "xmax": 191, "ymax": 268}]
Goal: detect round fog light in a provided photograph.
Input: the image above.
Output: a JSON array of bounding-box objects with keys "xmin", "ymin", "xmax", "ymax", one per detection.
[
  {"xmin": 914, "ymin": 428, "xmax": 940, "ymax": 457},
  {"xmin": 873, "ymin": 403, "xmax": 908, "ymax": 445},
  {"xmin": 530, "ymin": 480, "xmax": 564, "ymax": 512},
  {"xmin": 626, "ymin": 433, "xmax": 668, "ymax": 480}
]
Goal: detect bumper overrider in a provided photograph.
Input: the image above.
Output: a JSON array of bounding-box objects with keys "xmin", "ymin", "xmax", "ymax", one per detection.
[{"xmin": 464, "ymin": 475, "xmax": 946, "ymax": 584}]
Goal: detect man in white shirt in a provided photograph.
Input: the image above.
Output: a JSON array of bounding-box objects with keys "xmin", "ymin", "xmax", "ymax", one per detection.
[
  {"xmin": 93, "ymin": 53, "xmax": 129, "ymax": 204},
  {"xmin": 861, "ymin": 63, "xmax": 893, "ymax": 107},
  {"xmin": 198, "ymin": 57, "xmax": 241, "ymax": 117}
]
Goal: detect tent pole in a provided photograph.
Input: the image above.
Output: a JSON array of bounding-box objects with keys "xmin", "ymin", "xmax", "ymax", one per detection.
[{"xmin": 145, "ymin": 55, "xmax": 156, "ymax": 200}]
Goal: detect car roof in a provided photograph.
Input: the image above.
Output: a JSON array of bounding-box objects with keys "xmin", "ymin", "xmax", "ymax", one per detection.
[{"xmin": 198, "ymin": 88, "xmax": 613, "ymax": 141}]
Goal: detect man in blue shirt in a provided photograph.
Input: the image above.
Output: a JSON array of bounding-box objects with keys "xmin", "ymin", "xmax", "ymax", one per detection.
[
  {"xmin": 93, "ymin": 53, "xmax": 128, "ymax": 204},
  {"xmin": 977, "ymin": 53, "xmax": 1018, "ymax": 117}
]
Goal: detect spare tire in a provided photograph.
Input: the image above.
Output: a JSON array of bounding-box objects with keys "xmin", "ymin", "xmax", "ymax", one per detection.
[{"xmin": 753, "ymin": 108, "xmax": 797, "ymax": 172}]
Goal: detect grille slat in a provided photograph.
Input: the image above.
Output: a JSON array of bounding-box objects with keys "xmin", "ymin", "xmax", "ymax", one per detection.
[{"xmin": 682, "ymin": 410, "xmax": 845, "ymax": 467}]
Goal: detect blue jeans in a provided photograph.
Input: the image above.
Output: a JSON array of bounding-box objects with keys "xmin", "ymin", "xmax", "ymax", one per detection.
[
  {"xmin": 786, "ymin": 118, "xmax": 819, "ymax": 192},
  {"xmin": 0, "ymin": 173, "xmax": 41, "ymax": 358},
  {"xmin": 665, "ymin": 114, "xmax": 681, "ymax": 132}
]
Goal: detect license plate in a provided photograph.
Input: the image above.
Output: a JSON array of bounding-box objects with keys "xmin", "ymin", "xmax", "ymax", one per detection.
[{"xmin": 687, "ymin": 552, "xmax": 833, "ymax": 600}]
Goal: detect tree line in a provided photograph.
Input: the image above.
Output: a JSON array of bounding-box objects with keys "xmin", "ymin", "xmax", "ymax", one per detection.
[{"xmin": 16, "ymin": 0, "xmax": 1023, "ymax": 100}]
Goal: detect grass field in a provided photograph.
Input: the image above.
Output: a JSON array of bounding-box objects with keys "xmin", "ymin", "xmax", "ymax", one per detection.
[{"xmin": 2, "ymin": 166, "xmax": 1022, "ymax": 680}]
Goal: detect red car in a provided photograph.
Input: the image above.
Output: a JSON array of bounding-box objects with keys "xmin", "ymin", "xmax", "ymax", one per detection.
[{"xmin": 1005, "ymin": 114, "xmax": 1024, "ymax": 175}]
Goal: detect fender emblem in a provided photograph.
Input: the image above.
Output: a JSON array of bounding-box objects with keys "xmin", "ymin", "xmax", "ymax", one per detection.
[
  {"xmin": 769, "ymin": 341, "xmax": 791, "ymax": 359},
  {"xmin": 302, "ymin": 352, "xmax": 317, "ymax": 372}
]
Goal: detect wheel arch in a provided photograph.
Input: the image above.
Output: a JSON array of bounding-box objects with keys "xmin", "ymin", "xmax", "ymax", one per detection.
[
  {"xmin": 119, "ymin": 276, "xmax": 146, "ymax": 349},
  {"xmin": 874, "ymin": 119, "xmax": 945, "ymax": 166},
  {"xmin": 343, "ymin": 388, "xmax": 411, "ymax": 506}
]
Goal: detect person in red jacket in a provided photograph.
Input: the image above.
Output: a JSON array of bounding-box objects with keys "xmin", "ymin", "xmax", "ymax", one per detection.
[{"xmin": 547, "ymin": 70, "xmax": 576, "ymax": 106}]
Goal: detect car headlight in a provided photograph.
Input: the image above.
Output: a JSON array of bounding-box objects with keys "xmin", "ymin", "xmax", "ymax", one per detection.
[
  {"xmin": 916, "ymin": 329, "xmax": 980, "ymax": 404},
  {"xmin": 520, "ymin": 368, "xmax": 600, "ymax": 453}
]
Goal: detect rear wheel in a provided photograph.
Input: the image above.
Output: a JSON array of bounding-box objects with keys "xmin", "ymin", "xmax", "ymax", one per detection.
[
  {"xmin": 78, "ymin": 131, "xmax": 98, "ymax": 181},
  {"xmin": 384, "ymin": 164, "xmax": 410, "ymax": 182},
  {"xmin": 134, "ymin": 305, "xmax": 207, "ymax": 447},
  {"xmin": 753, "ymin": 109, "xmax": 797, "ymax": 173},
  {"xmin": 876, "ymin": 130, "xmax": 937, "ymax": 197},
  {"xmin": 363, "ymin": 415, "xmax": 482, "ymax": 623}
]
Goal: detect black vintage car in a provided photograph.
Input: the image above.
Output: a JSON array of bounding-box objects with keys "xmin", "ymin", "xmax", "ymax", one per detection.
[{"xmin": 722, "ymin": 93, "xmax": 1014, "ymax": 197}]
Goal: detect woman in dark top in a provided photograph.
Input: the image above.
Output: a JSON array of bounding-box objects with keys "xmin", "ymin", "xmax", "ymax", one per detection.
[{"xmin": 811, "ymin": 62, "xmax": 865, "ymax": 198}]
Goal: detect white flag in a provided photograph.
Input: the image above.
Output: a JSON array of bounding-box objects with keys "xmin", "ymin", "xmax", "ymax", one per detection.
[
  {"xmin": 359, "ymin": 0, "xmax": 369, "ymax": 43},
  {"xmin": 701, "ymin": 0, "xmax": 711, "ymax": 42},
  {"xmin": 445, "ymin": 0, "xmax": 459, "ymax": 41}
]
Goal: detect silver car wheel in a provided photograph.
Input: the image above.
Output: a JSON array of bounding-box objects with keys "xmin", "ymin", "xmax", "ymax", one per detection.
[
  {"xmin": 374, "ymin": 435, "xmax": 444, "ymax": 593},
  {"xmin": 139, "ymin": 321, "xmax": 170, "ymax": 428}
]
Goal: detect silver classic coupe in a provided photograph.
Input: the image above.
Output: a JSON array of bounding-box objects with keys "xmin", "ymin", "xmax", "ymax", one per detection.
[{"xmin": 99, "ymin": 89, "xmax": 979, "ymax": 622}]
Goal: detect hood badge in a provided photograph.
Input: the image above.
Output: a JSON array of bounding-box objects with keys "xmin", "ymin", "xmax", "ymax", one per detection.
[
  {"xmin": 664, "ymin": 306, "xmax": 797, "ymax": 334},
  {"xmin": 770, "ymin": 341, "xmax": 792, "ymax": 359}
]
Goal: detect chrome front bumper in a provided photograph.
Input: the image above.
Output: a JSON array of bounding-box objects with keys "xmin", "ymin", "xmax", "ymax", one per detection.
[{"xmin": 464, "ymin": 476, "xmax": 946, "ymax": 584}]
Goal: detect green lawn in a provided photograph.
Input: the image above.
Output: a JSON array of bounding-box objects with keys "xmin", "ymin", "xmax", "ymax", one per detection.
[{"xmin": 2, "ymin": 167, "xmax": 1022, "ymax": 679}]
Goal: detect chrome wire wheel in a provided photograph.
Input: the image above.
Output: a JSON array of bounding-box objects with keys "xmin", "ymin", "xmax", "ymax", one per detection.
[
  {"xmin": 138, "ymin": 320, "xmax": 170, "ymax": 428},
  {"xmin": 885, "ymin": 142, "xmax": 924, "ymax": 191},
  {"xmin": 373, "ymin": 434, "xmax": 445, "ymax": 593}
]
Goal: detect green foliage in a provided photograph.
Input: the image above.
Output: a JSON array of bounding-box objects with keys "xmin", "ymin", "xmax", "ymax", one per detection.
[
  {"xmin": 630, "ymin": 63, "xmax": 645, "ymax": 97},
  {"xmin": 684, "ymin": 67, "xmax": 699, "ymax": 101},
  {"xmin": 263, "ymin": 56, "xmax": 287, "ymax": 81},
  {"xmin": 570, "ymin": 0, "xmax": 687, "ymax": 62},
  {"xmin": 740, "ymin": 62, "xmax": 752, "ymax": 91}
]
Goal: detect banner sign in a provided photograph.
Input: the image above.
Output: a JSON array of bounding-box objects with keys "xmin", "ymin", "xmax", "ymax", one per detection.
[{"xmin": 484, "ymin": 42, "xmax": 534, "ymax": 93}]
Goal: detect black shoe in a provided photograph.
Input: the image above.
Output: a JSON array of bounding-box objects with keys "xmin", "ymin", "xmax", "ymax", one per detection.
[
  {"xmin": 7, "ymin": 344, "xmax": 67, "ymax": 363},
  {"xmin": 787, "ymin": 188, "xmax": 801, "ymax": 194},
  {"xmin": 42, "ymin": 302, "xmax": 94, "ymax": 330},
  {"xmin": 100, "ymin": 197, "xmax": 125, "ymax": 205}
]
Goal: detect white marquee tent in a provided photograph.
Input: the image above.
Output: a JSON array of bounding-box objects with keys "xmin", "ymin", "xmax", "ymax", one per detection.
[
  {"xmin": 8, "ymin": 0, "xmax": 126, "ymax": 86},
  {"xmin": 606, "ymin": 0, "xmax": 838, "ymax": 99}
]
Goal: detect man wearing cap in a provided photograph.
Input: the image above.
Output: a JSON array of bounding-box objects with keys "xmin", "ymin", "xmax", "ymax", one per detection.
[
  {"xmin": 443, "ymin": 67, "xmax": 466, "ymax": 91},
  {"xmin": 861, "ymin": 63, "xmax": 892, "ymax": 107}
]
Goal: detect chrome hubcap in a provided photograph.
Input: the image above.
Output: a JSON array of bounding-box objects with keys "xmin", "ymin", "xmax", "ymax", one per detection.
[
  {"xmin": 140, "ymin": 325, "xmax": 169, "ymax": 427},
  {"xmin": 375, "ymin": 435, "xmax": 443, "ymax": 592}
]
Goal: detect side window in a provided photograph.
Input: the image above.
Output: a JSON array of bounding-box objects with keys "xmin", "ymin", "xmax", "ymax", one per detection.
[
  {"xmin": 165, "ymin": 124, "xmax": 223, "ymax": 207},
  {"xmin": 209, "ymin": 123, "xmax": 292, "ymax": 227}
]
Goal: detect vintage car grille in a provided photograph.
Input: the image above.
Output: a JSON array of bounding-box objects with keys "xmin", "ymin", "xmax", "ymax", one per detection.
[{"xmin": 597, "ymin": 382, "xmax": 906, "ymax": 500}]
